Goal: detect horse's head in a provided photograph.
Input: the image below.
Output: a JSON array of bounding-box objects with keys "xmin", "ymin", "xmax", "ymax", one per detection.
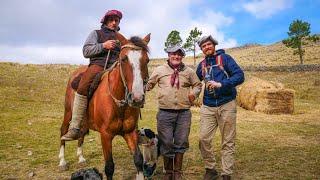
[
  {"xmin": 138, "ymin": 128, "xmax": 159, "ymax": 178},
  {"xmin": 116, "ymin": 33, "xmax": 150, "ymax": 108}
]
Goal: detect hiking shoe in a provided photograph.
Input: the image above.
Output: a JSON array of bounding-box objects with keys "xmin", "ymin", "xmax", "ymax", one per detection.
[
  {"xmin": 203, "ymin": 168, "xmax": 219, "ymax": 180},
  {"xmin": 222, "ymin": 175, "xmax": 231, "ymax": 180},
  {"xmin": 174, "ymin": 170, "xmax": 183, "ymax": 180},
  {"xmin": 61, "ymin": 128, "xmax": 80, "ymax": 141}
]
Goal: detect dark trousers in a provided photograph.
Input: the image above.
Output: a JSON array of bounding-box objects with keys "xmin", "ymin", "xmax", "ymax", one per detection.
[
  {"xmin": 157, "ymin": 109, "xmax": 192, "ymax": 157},
  {"xmin": 77, "ymin": 65, "xmax": 104, "ymax": 96}
]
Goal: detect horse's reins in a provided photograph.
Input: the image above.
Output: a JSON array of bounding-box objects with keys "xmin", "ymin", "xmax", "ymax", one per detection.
[{"xmin": 106, "ymin": 44, "xmax": 144, "ymax": 107}]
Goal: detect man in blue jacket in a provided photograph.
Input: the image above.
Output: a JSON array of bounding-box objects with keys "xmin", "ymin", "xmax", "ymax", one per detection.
[{"xmin": 196, "ymin": 35, "xmax": 244, "ymax": 180}]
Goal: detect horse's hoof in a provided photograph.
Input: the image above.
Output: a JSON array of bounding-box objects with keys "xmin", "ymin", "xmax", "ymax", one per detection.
[
  {"xmin": 78, "ymin": 161, "xmax": 87, "ymax": 168},
  {"xmin": 59, "ymin": 164, "xmax": 69, "ymax": 171},
  {"xmin": 78, "ymin": 157, "xmax": 87, "ymax": 166},
  {"xmin": 136, "ymin": 172, "xmax": 144, "ymax": 180}
]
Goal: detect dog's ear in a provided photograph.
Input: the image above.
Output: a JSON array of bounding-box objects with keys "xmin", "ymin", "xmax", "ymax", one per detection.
[{"xmin": 144, "ymin": 129, "xmax": 155, "ymax": 139}]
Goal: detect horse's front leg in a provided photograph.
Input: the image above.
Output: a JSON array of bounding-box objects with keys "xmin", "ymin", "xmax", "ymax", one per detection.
[
  {"xmin": 100, "ymin": 132, "xmax": 115, "ymax": 180},
  {"xmin": 77, "ymin": 136, "xmax": 86, "ymax": 164},
  {"xmin": 124, "ymin": 131, "xmax": 144, "ymax": 180},
  {"xmin": 58, "ymin": 140, "xmax": 68, "ymax": 170}
]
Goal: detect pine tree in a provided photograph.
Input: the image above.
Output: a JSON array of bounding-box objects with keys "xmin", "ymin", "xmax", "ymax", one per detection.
[
  {"xmin": 282, "ymin": 19, "xmax": 319, "ymax": 64},
  {"xmin": 183, "ymin": 27, "xmax": 202, "ymax": 65},
  {"xmin": 164, "ymin": 30, "xmax": 183, "ymax": 49}
]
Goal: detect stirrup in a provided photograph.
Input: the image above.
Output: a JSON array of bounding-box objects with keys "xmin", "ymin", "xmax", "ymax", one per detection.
[{"xmin": 61, "ymin": 129, "xmax": 80, "ymax": 141}]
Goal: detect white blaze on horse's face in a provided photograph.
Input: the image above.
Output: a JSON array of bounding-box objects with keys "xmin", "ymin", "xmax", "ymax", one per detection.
[{"xmin": 127, "ymin": 50, "xmax": 144, "ymax": 102}]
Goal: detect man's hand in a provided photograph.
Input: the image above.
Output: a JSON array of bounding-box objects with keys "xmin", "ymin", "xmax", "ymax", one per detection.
[
  {"xmin": 207, "ymin": 80, "xmax": 222, "ymax": 89},
  {"xmin": 145, "ymin": 83, "xmax": 152, "ymax": 91},
  {"xmin": 188, "ymin": 93, "xmax": 196, "ymax": 104},
  {"xmin": 103, "ymin": 40, "xmax": 117, "ymax": 50}
]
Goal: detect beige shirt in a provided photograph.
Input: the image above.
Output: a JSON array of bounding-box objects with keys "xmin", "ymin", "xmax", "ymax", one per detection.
[{"xmin": 147, "ymin": 63, "xmax": 202, "ymax": 110}]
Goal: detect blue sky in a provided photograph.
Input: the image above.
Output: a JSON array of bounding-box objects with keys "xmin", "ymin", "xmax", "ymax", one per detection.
[{"xmin": 0, "ymin": 0, "xmax": 319, "ymax": 64}]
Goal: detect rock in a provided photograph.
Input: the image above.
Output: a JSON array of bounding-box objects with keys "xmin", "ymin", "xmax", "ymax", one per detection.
[
  {"xmin": 28, "ymin": 171, "xmax": 35, "ymax": 177},
  {"xmin": 27, "ymin": 151, "xmax": 32, "ymax": 156}
]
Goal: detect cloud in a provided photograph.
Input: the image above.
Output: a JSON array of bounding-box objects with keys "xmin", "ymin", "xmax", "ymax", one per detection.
[
  {"xmin": 242, "ymin": 0, "xmax": 293, "ymax": 19},
  {"xmin": 0, "ymin": 0, "xmax": 237, "ymax": 64},
  {"xmin": 0, "ymin": 44, "xmax": 85, "ymax": 64}
]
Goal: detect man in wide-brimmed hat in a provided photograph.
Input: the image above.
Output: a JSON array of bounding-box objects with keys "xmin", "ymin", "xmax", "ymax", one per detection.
[
  {"xmin": 146, "ymin": 44, "xmax": 202, "ymax": 180},
  {"xmin": 61, "ymin": 10, "xmax": 123, "ymax": 141},
  {"xmin": 196, "ymin": 35, "xmax": 244, "ymax": 180}
]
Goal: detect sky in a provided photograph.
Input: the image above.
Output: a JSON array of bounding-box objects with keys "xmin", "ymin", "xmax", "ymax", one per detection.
[{"xmin": 0, "ymin": 0, "xmax": 319, "ymax": 64}]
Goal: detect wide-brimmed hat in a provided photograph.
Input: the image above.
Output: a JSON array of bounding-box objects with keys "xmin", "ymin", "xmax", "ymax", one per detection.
[
  {"xmin": 164, "ymin": 45, "xmax": 186, "ymax": 56},
  {"xmin": 100, "ymin": 10, "xmax": 123, "ymax": 23},
  {"xmin": 197, "ymin": 35, "xmax": 218, "ymax": 47}
]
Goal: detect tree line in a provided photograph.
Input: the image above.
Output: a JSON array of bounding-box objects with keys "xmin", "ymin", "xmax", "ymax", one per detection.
[{"xmin": 164, "ymin": 20, "xmax": 319, "ymax": 65}]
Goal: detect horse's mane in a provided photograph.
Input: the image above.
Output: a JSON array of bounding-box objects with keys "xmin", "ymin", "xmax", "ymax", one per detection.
[{"xmin": 129, "ymin": 36, "xmax": 149, "ymax": 53}]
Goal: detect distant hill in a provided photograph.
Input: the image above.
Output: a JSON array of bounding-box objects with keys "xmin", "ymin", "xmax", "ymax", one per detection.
[{"xmin": 150, "ymin": 41, "xmax": 320, "ymax": 67}]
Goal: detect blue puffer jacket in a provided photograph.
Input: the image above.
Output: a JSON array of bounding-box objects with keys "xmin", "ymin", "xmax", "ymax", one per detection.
[{"xmin": 196, "ymin": 49, "xmax": 244, "ymax": 107}]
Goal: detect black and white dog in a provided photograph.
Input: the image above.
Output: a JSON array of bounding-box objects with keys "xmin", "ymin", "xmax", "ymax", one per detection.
[
  {"xmin": 71, "ymin": 167, "xmax": 103, "ymax": 180},
  {"xmin": 138, "ymin": 128, "xmax": 160, "ymax": 179}
]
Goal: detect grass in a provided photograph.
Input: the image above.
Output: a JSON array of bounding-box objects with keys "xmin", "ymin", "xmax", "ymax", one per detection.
[
  {"xmin": 150, "ymin": 41, "xmax": 320, "ymax": 67},
  {"xmin": 0, "ymin": 62, "xmax": 319, "ymax": 179}
]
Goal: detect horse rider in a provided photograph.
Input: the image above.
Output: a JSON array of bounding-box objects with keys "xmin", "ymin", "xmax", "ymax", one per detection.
[
  {"xmin": 61, "ymin": 10, "xmax": 123, "ymax": 141},
  {"xmin": 146, "ymin": 45, "xmax": 202, "ymax": 180}
]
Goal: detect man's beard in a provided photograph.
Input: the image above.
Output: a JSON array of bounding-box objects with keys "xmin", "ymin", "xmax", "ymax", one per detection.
[{"xmin": 205, "ymin": 49, "xmax": 215, "ymax": 56}]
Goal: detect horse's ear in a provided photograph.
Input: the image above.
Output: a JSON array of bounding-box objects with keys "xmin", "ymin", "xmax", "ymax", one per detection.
[
  {"xmin": 143, "ymin": 33, "xmax": 151, "ymax": 44},
  {"xmin": 116, "ymin": 32, "xmax": 129, "ymax": 46}
]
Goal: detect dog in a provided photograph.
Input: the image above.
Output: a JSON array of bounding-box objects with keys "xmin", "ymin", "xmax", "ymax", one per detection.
[
  {"xmin": 70, "ymin": 167, "xmax": 103, "ymax": 180},
  {"xmin": 138, "ymin": 128, "xmax": 160, "ymax": 179}
]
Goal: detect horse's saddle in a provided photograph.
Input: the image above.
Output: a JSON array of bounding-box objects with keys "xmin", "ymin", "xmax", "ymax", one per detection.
[{"xmin": 71, "ymin": 71, "xmax": 105, "ymax": 100}]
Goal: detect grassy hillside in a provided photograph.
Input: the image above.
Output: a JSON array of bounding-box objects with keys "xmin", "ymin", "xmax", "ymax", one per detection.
[
  {"xmin": 150, "ymin": 41, "xmax": 320, "ymax": 67},
  {"xmin": 0, "ymin": 41, "xmax": 320, "ymax": 179}
]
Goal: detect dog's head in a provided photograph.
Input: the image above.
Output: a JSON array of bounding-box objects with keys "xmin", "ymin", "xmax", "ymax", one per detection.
[{"xmin": 138, "ymin": 128, "xmax": 159, "ymax": 178}]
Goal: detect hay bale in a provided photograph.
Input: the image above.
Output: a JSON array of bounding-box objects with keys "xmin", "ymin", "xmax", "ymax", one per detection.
[{"xmin": 237, "ymin": 77, "xmax": 294, "ymax": 114}]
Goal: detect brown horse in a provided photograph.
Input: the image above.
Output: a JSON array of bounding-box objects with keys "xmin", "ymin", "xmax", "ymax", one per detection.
[{"xmin": 59, "ymin": 33, "xmax": 151, "ymax": 180}]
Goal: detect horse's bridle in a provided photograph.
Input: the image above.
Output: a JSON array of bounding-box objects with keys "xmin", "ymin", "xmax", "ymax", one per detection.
[{"xmin": 107, "ymin": 44, "xmax": 148, "ymax": 108}]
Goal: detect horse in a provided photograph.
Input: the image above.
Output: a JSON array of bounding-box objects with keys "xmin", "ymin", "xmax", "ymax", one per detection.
[{"xmin": 59, "ymin": 33, "xmax": 151, "ymax": 180}]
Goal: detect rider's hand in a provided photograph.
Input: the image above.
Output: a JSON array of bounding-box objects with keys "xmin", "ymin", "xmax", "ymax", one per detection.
[
  {"xmin": 207, "ymin": 80, "xmax": 222, "ymax": 89},
  {"xmin": 103, "ymin": 40, "xmax": 117, "ymax": 50}
]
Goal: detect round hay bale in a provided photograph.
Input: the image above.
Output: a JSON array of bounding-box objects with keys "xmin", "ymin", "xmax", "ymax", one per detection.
[{"xmin": 237, "ymin": 77, "xmax": 294, "ymax": 114}]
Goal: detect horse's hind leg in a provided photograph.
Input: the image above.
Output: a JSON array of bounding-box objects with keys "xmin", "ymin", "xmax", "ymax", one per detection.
[
  {"xmin": 124, "ymin": 131, "xmax": 144, "ymax": 180},
  {"xmin": 77, "ymin": 136, "xmax": 86, "ymax": 165},
  {"xmin": 101, "ymin": 132, "xmax": 115, "ymax": 180}
]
